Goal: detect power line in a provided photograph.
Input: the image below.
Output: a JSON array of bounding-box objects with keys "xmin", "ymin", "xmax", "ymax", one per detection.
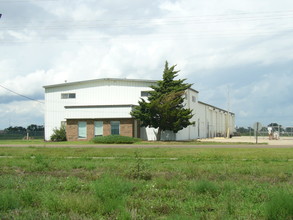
[
  {"xmin": 1, "ymin": 10, "xmax": 293, "ymax": 31},
  {"xmin": 0, "ymin": 10, "xmax": 292, "ymax": 44},
  {"xmin": 0, "ymin": 0, "xmax": 58, "ymax": 2},
  {"xmin": 0, "ymin": 84, "xmax": 44, "ymax": 104},
  {"xmin": 1, "ymin": 27, "xmax": 293, "ymax": 44}
]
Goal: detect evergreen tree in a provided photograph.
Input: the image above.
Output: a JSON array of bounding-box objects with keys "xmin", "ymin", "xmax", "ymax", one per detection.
[{"xmin": 131, "ymin": 61, "xmax": 194, "ymax": 140}]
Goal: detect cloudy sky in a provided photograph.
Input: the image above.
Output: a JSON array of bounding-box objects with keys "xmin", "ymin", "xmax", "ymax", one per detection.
[{"xmin": 0, "ymin": 0, "xmax": 293, "ymax": 129}]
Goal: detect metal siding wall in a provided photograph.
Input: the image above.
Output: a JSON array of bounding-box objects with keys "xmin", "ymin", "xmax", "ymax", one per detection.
[
  {"xmin": 44, "ymin": 80, "xmax": 235, "ymax": 141},
  {"xmin": 65, "ymin": 106, "xmax": 133, "ymax": 119},
  {"xmin": 176, "ymin": 89, "xmax": 199, "ymax": 140},
  {"xmin": 44, "ymin": 80, "xmax": 155, "ymax": 140},
  {"xmin": 140, "ymin": 127, "xmax": 157, "ymax": 141},
  {"xmin": 196, "ymin": 102, "xmax": 235, "ymax": 138}
]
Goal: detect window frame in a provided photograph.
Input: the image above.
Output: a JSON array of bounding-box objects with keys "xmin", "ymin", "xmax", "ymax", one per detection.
[
  {"xmin": 140, "ymin": 91, "xmax": 151, "ymax": 97},
  {"xmin": 94, "ymin": 121, "xmax": 103, "ymax": 137},
  {"xmin": 110, "ymin": 121, "xmax": 120, "ymax": 135},
  {"xmin": 61, "ymin": 93, "xmax": 76, "ymax": 99},
  {"xmin": 78, "ymin": 121, "xmax": 87, "ymax": 139}
]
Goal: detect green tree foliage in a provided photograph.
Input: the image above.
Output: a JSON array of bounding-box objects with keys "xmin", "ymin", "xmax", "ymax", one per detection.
[
  {"xmin": 131, "ymin": 61, "xmax": 193, "ymax": 140},
  {"xmin": 4, "ymin": 125, "xmax": 44, "ymax": 134},
  {"xmin": 268, "ymin": 123, "xmax": 284, "ymax": 132},
  {"xmin": 50, "ymin": 124, "xmax": 67, "ymax": 141},
  {"xmin": 4, "ymin": 126, "xmax": 26, "ymax": 134},
  {"xmin": 27, "ymin": 124, "xmax": 44, "ymax": 132}
]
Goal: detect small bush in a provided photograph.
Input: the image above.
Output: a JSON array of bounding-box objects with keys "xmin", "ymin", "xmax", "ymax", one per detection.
[
  {"xmin": 91, "ymin": 135, "xmax": 140, "ymax": 144},
  {"xmin": 127, "ymin": 152, "xmax": 152, "ymax": 180},
  {"xmin": 50, "ymin": 124, "xmax": 67, "ymax": 142},
  {"xmin": 266, "ymin": 191, "xmax": 293, "ymax": 220}
]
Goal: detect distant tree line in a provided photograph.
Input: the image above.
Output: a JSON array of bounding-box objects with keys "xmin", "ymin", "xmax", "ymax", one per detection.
[
  {"xmin": 236, "ymin": 123, "xmax": 293, "ymax": 136},
  {"xmin": 1, "ymin": 124, "xmax": 44, "ymax": 140},
  {"xmin": 3, "ymin": 124, "xmax": 44, "ymax": 134}
]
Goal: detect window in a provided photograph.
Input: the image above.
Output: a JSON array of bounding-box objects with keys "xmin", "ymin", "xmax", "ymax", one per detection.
[
  {"xmin": 78, "ymin": 121, "xmax": 87, "ymax": 139},
  {"xmin": 94, "ymin": 121, "xmax": 103, "ymax": 136},
  {"xmin": 111, "ymin": 121, "xmax": 120, "ymax": 135},
  {"xmin": 141, "ymin": 91, "xmax": 150, "ymax": 97},
  {"xmin": 61, "ymin": 93, "xmax": 76, "ymax": 99}
]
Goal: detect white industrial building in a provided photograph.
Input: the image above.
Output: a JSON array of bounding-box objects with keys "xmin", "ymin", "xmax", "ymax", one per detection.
[{"xmin": 43, "ymin": 78, "xmax": 235, "ymax": 141}]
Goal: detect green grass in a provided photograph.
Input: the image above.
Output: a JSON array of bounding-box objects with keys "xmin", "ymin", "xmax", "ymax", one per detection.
[
  {"xmin": 91, "ymin": 135, "xmax": 141, "ymax": 144},
  {"xmin": 0, "ymin": 147, "xmax": 292, "ymax": 219},
  {"xmin": 0, "ymin": 138, "xmax": 259, "ymax": 145},
  {"xmin": 265, "ymin": 190, "xmax": 293, "ymax": 220},
  {"xmin": 0, "ymin": 139, "xmax": 94, "ymax": 145}
]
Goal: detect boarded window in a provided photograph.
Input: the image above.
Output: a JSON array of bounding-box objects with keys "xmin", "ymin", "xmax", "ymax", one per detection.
[
  {"xmin": 94, "ymin": 121, "xmax": 103, "ymax": 136},
  {"xmin": 111, "ymin": 121, "xmax": 120, "ymax": 135},
  {"xmin": 78, "ymin": 121, "xmax": 87, "ymax": 139}
]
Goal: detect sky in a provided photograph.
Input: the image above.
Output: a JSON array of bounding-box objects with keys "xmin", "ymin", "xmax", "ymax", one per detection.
[{"xmin": 0, "ymin": 0, "xmax": 293, "ymax": 130}]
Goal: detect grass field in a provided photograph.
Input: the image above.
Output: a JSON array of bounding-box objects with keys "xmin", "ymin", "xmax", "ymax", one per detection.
[
  {"xmin": 0, "ymin": 138, "xmax": 258, "ymax": 146},
  {"xmin": 0, "ymin": 146, "xmax": 292, "ymax": 219}
]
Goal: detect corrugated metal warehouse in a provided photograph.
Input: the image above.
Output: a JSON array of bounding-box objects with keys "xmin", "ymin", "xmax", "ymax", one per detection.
[{"xmin": 43, "ymin": 78, "xmax": 235, "ymax": 141}]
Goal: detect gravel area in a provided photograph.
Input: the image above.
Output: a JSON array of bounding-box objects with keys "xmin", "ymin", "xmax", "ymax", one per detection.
[{"xmin": 199, "ymin": 136, "xmax": 293, "ymax": 146}]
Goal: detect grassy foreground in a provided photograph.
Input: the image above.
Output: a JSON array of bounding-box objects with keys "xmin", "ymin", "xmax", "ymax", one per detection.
[
  {"xmin": 0, "ymin": 138, "xmax": 259, "ymax": 145},
  {"xmin": 0, "ymin": 147, "xmax": 292, "ymax": 219}
]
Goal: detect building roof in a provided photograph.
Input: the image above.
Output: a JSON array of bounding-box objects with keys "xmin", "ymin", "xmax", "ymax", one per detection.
[
  {"xmin": 43, "ymin": 78, "xmax": 157, "ymax": 89},
  {"xmin": 43, "ymin": 77, "xmax": 199, "ymax": 93},
  {"xmin": 198, "ymin": 101, "xmax": 235, "ymax": 115}
]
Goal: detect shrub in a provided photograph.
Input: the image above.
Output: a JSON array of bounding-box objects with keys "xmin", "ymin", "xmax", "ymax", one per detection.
[
  {"xmin": 50, "ymin": 124, "xmax": 67, "ymax": 141},
  {"xmin": 127, "ymin": 152, "xmax": 152, "ymax": 180},
  {"xmin": 265, "ymin": 190, "xmax": 293, "ymax": 220},
  {"xmin": 91, "ymin": 135, "xmax": 140, "ymax": 144}
]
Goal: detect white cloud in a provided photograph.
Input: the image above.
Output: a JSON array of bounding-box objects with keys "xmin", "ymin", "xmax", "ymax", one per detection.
[
  {"xmin": 0, "ymin": 100, "xmax": 44, "ymax": 128},
  {"xmin": 46, "ymin": 2, "xmax": 105, "ymax": 21},
  {"xmin": 0, "ymin": 70, "xmax": 46, "ymax": 98},
  {"xmin": 0, "ymin": 0, "xmax": 293, "ymax": 129}
]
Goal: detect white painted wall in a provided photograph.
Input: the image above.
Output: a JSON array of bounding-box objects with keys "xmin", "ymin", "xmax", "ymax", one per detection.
[
  {"xmin": 44, "ymin": 78, "xmax": 156, "ymax": 140},
  {"xmin": 65, "ymin": 106, "xmax": 134, "ymax": 119},
  {"xmin": 44, "ymin": 78, "xmax": 235, "ymax": 141},
  {"xmin": 176, "ymin": 89, "xmax": 199, "ymax": 140},
  {"xmin": 197, "ymin": 102, "xmax": 235, "ymax": 138}
]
